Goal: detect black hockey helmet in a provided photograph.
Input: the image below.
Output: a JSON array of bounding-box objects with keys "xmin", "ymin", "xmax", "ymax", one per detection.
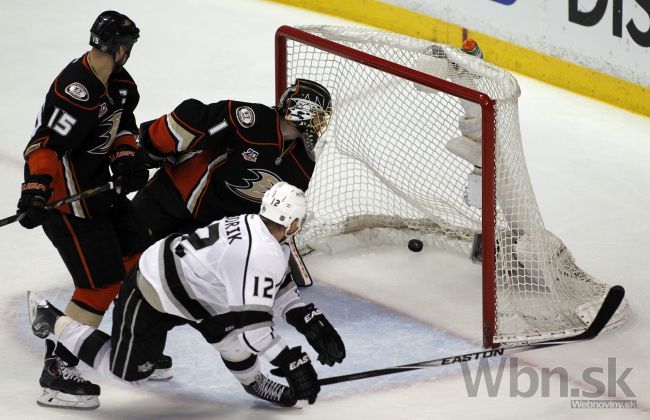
[
  {"xmin": 278, "ymin": 79, "xmax": 332, "ymax": 154},
  {"xmin": 89, "ymin": 11, "xmax": 140, "ymax": 55}
]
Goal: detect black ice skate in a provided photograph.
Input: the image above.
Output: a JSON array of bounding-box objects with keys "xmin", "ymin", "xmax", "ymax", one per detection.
[
  {"xmin": 38, "ymin": 340, "xmax": 101, "ymax": 410},
  {"xmin": 27, "ymin": 291, "xmax": 63, "ymax": 338},
  {"xmin": 148, "ymin": 354, "xmax": 174, "ymax": 381},
  {"xmin": 243, "ymin": 373, "xmax": 297, "ymax": 407}
]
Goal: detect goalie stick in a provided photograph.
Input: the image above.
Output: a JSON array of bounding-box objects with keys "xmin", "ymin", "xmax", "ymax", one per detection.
[
  {"xmin": 0, "ymin": 182, "xmax": 114, "ymax": 228},
  {"xmin": 318, "ymin": 285, "xmax": 625, "ymax": 386}
]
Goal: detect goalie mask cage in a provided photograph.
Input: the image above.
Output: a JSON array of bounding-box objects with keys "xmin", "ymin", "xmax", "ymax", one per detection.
[{"xmin": 275, "ymin": 25, "xmax": 629, "ymax": 348}]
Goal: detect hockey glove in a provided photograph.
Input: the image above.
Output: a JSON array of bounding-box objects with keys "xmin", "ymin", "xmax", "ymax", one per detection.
[
  {"xmin": 271, "ymin": 346, "xmax": 320, "ymax": 404},
  {"xmin": 110, "ymin": 145, "xmax": 149, "ymax": 194},
  {"xmin": 138, "ymin": 120, "xmax": 171, "ymax": 168},
  {"xmin": 286, "ymin": 303, "xmax": 346, "ymax": 366},
  {"xmin": 17, "ymin": 174, "xmax": 52, "ymax": 229}
]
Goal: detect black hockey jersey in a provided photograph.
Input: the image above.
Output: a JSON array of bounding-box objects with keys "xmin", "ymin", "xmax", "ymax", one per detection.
[
  {"xmin": 139, "ymin": 99, "xmax": 314, "ymax": 226},
  {"xmin": 23, "ymin": 53, "xmax": 139, "ymax": 219}
]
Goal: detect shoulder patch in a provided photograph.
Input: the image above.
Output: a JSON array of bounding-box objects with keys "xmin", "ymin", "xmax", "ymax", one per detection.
[
  {"xmin": 65, "ymin": 82, "xmax": 89, "ymax": 102},
  {"xmin": 235, "ymin": 106, "xmax": 255, "ymax": 128}
]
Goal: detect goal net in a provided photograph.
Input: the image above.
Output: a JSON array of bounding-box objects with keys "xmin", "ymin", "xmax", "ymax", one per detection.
[{"xmin": 276, "ymin": 25, "xmax": 629, "ymax": 347}]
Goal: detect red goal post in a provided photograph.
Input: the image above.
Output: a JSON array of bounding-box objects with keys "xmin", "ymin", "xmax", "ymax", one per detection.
[{"xmin": 274, "ymin": 25, "xmax": 627, "ymax": 348}]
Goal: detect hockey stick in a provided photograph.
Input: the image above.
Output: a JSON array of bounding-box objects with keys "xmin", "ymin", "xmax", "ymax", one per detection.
[
  {"xmin": 289, "ymin": 236, "xmax": 313, "ymax": 287},
  {"xmin": 318, "ymin": 285, "xmax": 625, "ymax": 386},
  {"xmin": 0, "ymin": 182, "xmax": 114, "ymax": 228}
]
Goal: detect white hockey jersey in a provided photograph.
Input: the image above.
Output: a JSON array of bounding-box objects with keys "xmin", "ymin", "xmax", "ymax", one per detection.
[{"xmin": 138, "ymin": 214, "xmax": 305, "ymax": 360}]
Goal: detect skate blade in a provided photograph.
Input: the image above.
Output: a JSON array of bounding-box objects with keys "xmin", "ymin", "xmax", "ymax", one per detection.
[
  {"xmin": 37, "ymin": 388, "xmax": 100, "ymax": 410},
  {"xmin": 26, "ymin": 291, "xmax": 50, "ymax": 338},
  {"xmin": 148, "ymin": 368, "xmax": 173, "ymax": 381},
  {"xmin": 27, "ymin": 291, "xmax": 39, "ymax": 325}
]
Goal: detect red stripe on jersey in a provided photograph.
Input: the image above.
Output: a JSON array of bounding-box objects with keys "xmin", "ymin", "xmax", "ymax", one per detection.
[
  {"xmin": 164, "ymin": 152, "xmax": 215, "ymax": 201},
  {"xmin": 112, "ymin": 133, "xmax": 137, "ymax": 150},
  {"xmin": 147, "ymin": 116, "xmax": 177, "ymax": 155},
  {"xmin": 81, "ymin": 54, "xmax": 90, "ymax": 71},
  {"xmin": 169, "ymin": 111, "xmax": 206, "ymax": 150},
  {"xmin": 275, "ymin": 111, "xmax": 283, "ymax": 149},
  {"xmin": 288, "ymin": 146, "xmax": 311, "ymax": 180},
  {"xmin": 26, "ymin": 148, "xmax": 59, "ymax": 178},
  {"xmin": 72, "ymin": 283, "xmax": 121, "ymax": 312}
]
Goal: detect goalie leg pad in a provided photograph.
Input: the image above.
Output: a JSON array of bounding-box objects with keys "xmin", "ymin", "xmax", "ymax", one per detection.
[
  {"xmin": 458, "ymin": 115, "xmax": 482, "ymax": 140},
  {"xmin": 446, "ymin": 135, "xmax": 482, "ymax": 168},
  {"xmin": 464, "ymin": 169, "xmax": 482, "ymax": 209}
]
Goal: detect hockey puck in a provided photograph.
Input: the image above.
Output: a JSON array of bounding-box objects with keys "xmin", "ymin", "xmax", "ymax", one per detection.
[{"xmin": 408, "ymin": 239, "xmax": 423, "ymax": 252}]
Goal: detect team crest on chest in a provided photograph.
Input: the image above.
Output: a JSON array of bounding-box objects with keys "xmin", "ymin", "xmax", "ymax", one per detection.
[
  {"xmin": 88, "ymin": 110, "xmax": 122, "ymax": 155},
  {"xmin": 226, "ymin": 169, "xmax": 282, "ymax": 202},
  {"xmin": 235, "ymin": 106, "xmax": 255, "ymax": 128},
  {"xmin": 242, "ymin": 148, "xmax": 259, "ymax": 162},
  {"xmin": 65, "ymin": 82, "xmax": 89, "ymax": 102}
]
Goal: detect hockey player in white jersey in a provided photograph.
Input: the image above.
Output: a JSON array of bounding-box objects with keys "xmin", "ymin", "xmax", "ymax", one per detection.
[{"xmin": 28, "ymin": 182, "xmax": 345, "ymax": 408}]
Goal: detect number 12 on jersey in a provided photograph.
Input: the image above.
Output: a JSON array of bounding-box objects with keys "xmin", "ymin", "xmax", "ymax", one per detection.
[{"xmin": 252, "ymin": 276, "xmax": 274, "ymax": 299}]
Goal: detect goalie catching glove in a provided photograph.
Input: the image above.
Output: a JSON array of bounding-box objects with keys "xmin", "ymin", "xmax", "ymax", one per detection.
[
  {"xmin": 286, "ymin": 303, "xmax": 346, "ymax": 366},
  {"xmin": 270, "ymin": 346, "xmax": 320, "ymax": 404}
]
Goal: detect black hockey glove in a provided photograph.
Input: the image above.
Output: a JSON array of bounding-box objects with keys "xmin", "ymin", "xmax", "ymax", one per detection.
[
  {"xmin": 271, "ymin": 346, "xmax": 320, "ymax": 404},
  {"xmin": 110, "ymin": 145, "xmax": 149, "ymax": 194},
  {"xmin": 17, "ymin": 174, "xmax": 52, "ymax": 229},
  {"xmin": 286, "ymin": 303, "xmax": 345, "ymax": 366}
]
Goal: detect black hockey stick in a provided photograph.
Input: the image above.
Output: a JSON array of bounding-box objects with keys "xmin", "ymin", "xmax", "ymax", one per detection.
[
  {"xmin": 318, "ymin": 285, "xmax": 625, "ymax": 386},
  {"xmin": 0, "ymin": 182, "xmax": 114, "ymax": 228}
]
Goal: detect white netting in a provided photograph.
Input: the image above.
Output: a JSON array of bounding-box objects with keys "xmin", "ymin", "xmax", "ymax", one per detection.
[{"xmin": 284, "ymin": 26, "xmax": 628, "ymax": 345}]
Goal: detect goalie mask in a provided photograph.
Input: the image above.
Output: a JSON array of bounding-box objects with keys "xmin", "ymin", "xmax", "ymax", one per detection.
[
  {"xmin": 278, "ymin": 79, "xmax": 332, "ymax": 156},
  {"xmin": 259, "ymin": 182, "xmax": 307, "ymax": 238}
]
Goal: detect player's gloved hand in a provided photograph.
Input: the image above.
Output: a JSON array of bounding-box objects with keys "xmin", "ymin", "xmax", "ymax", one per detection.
[
  {"xmin": 270, "ymin": 346, "xmax": 320, "ymax": 404},
  {"xmin": 17, "ymin": 174, "xmax": 52, "ymax": 229},
  {"xmin": 138, "ymin": 120, "xmax": 171, "ymax": 169},
  {"xmin": 286, "ymin": 303, "xmax": 345, "ymax": 366},
  {"xmin": 110, "ymin": 145, "xmax": 149, "ymax": 194}
]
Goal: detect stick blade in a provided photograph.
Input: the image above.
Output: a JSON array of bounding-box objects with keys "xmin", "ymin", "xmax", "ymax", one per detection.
[{"xmin": 580, "ymin": 285, "xmax": 625, "ymax": 339}]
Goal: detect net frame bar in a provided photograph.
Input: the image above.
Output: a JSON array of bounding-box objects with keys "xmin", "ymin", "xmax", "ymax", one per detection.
[{"xmin": 275, "ymin": 25, "xmax": 499, "ymax": 347}]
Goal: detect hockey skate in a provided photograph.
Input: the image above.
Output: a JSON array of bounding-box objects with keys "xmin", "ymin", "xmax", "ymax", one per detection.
[
  {"xmin": 243, "ymin": 373, "xmax": 297, "ymax": 407},
  {"xmin": 37, "ymin": 340, "xmax": 101, "ymax": 409},
  {"xmin": 148, "ymin": 354, "xmax": 173, "ymax": 381},
  {"xmin": 27, "ymin": 291, "xmax": 63, "ymax": 338}
]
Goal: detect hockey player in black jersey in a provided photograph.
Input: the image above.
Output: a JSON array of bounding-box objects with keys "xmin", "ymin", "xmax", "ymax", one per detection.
[
  {"xmin": 132, "ymin": 78, "xmax": 332, "ymax": 246},
  {"xmin": 28, "ymin": 182, "xmax": 346, "ymax": 408},
  {"xmin": 16, "ymin": 11, "xmax": 149, "ymax": 409}
]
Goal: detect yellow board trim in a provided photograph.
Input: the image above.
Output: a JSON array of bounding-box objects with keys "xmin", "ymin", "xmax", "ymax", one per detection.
[{"xmin": 267, "ymin": 0, "xmax": 649, "ymax": 117}]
